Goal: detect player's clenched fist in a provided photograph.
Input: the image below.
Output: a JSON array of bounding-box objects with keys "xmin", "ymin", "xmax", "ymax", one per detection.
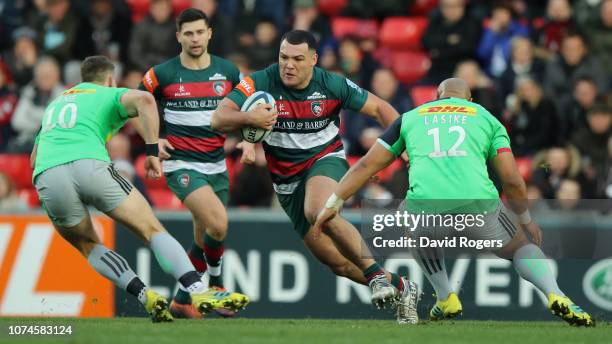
[
  {"xmin": 144, "ymin": 156, "xmax": 162, "ymax": 179},
  {"xmin": 248, "ymin": 103, "xmax": 277, "ymax": 131}
]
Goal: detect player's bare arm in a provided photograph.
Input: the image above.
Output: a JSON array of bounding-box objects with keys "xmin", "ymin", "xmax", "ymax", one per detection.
[
  {"xmin": 313, "ymin": 143, "xmax": 396, "ymax": 237},
  {"xmin": 120, "ymin": 90, "xmax": 162, "ymax": 178},
  {"xmin": 211, "ymin": 98, "xmax": 277, "ymax": 132},
  {"xmin": 491, "ymin": 151, "xmax": 541, "ymax": 245},
  {"xmin": 128, "ymin": 118, "xmax": 174, "ymax": 160},
  {"xmin": 358, "ymin": 92, "xmax": 400, "ymax": 128}
]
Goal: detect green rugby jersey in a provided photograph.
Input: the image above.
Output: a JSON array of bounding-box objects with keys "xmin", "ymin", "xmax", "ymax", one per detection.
[
  {"xmin": 33, "ymin": 83, "xmax": 129, "ymax": 179},
  {"xmin": 139, "ymin": 55, "xmax": 240, "ymax": 175},
  {"xmin": 379, "ymin": 97, "xmax": 511, "ymax": 201},
  {"xmin": 227, "ymin": 64, "xmax": 368, "ymax": 194}
]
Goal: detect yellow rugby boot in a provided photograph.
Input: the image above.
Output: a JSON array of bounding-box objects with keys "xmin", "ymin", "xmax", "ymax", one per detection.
[
  {"xmin": 144, "ymin": 289, "xmax": 173, "ymax": 323},
  {"xmin": 548, "ymin": 293, "xmax": 595, "ymax": 327},
  {"xmin": 429, "ymin": 292, "xmax": 463, "ymax": 321}
]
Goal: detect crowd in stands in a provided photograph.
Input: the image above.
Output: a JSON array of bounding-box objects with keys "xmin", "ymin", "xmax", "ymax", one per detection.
[{"xmin": 0, "ymin": 0, "xmax": 610, "ymax": 211}]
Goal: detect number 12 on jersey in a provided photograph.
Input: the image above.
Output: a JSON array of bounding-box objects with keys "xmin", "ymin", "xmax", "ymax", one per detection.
[{"xmin": 427, "ymin": 125, "xmax": 467, "ymax": 158}]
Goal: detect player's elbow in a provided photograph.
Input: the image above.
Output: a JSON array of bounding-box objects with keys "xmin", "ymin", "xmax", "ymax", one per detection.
[
  {"xmin": 137, "ymin": 91, "xmax": 156, "ymax": 107},
  {"xmin": 210, "ymin": 112, "xmax": 223, "ymax": 132},
  {"xmin": 211, "ymin": 108, "xmax": 232, "ymax": 133}
]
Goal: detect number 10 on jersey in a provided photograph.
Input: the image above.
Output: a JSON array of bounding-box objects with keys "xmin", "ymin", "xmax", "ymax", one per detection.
[{"xmin": 41, "ymin": 103, "xmax": 78, "ymax": 134}]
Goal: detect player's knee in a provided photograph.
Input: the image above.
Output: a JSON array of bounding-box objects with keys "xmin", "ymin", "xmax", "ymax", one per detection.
[
  {"xmin": 198, "ymin": 214, "xmax": 228, "ymax": 240},
  {"xmin": 305, "ymin": 207, "xmax": 334, "ymax": 227},
  {"xmin": 304, "ymin": 208, "xmax": 319, "ymax": 226}
]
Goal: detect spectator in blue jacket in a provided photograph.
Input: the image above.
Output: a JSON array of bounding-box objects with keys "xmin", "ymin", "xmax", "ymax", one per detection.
[{"xmin": 477, "ymin": 1, "xmax": 529, "ymax": 77}]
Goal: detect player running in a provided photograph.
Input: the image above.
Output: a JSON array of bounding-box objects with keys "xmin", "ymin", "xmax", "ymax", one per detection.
[
  {"xmin": 137, "ymin": 8, "xmax": 249, "ymax": 318},
  {"xmin": 31, "ymin": 55, "xmax": 243, "ymax": 322},
  {"xmin": 314, "ymin": 78, "xmax": 594, "ymax": 327},
  {"xmin": 212, "ymin": 30, "xmax": 419, "ymax": 317}
]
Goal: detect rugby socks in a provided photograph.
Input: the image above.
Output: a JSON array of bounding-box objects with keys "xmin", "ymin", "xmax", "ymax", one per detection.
[
  {"xmin": 87, "ymin": 244, "xmax": 147, "ymax": 305},
  {"xmin": 364, "ymin": 263, "xmax": 387, "ymax": 287},
  {"xmin": 126, "ymin": 277, "xmax": 148, "ymax": 305},
  {"xmin": 175, "ymin": 243, "xmax": 207, "ymax": 304},
  {"xmin": 513, "ymin": 244, "xmax": 565, "ymax": 296},
  {"xmin": 150, "ymin": 232, "xmax": 205, "ymax": 293},
  {"xmin": 415, "ymin": 247, "xmax": 452, "ymax": 301},
  {"xmin": 390, "ymin": 272, "xmax": 405, "ymax": 292},
  {"xmin": 189, "ymin": 242, "xmax": 208, "ymax": 273},
  {"xmin": 203, "ymin": 233, "xmax": 224, "ymax": 287}
]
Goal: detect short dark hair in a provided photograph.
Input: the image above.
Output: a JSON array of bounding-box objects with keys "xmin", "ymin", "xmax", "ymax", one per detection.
[
  {"xmin": 563, "ymin": 29, "xmax": 587, "ymax": 44},
  {"xmin": 176, "ymin": 8, "xmax": 211, "ymax": 32},
  {"xmin": 492, "ymin": 0, "xmax": 515, "ymax": 17},
  {"xmin": 281, "ymin": 30, "xmax": 317, "ymax": 50},
  {"xmin": 81, "ymin": 55, "xmax": 115, "ymax": 82},
  {"xmin": 588, "ymin": 99, "xmax": 612, "ymax": 116}
]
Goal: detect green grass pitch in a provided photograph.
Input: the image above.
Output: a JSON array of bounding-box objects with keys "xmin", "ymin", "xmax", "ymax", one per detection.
[{"xmin": 0, "ymin": 318, "xmax": 609, "ymax": 344}]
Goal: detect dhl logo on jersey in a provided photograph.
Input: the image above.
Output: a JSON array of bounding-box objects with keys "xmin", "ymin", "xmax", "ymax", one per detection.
[
  {"xmin": 418, "ymin": 105, "xmax": 477, "ymax": 116},
  {"xmin": 63, "ymin": 89, "xmax": 97, "ymax": 95}
]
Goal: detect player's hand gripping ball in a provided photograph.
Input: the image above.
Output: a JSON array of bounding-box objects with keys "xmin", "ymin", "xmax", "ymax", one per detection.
[{"xmin": 241, "ymin": 91, "xmax": 277, "ymax": 143}]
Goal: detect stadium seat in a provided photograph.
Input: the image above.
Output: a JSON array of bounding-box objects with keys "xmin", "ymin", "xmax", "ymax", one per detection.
[
  {"xmin": 410, "ymin": 85, "xmax": 437, "ymax": 106},
  {"xmin": 390, "ymin": 51, "xmax": 430, "ymax": 84},
  {"xmin": 515, "ymin": 157, "xmax": 533, "ymax": 182},
  {"xmin": 331, "ymin": 17, "xmax": 379, "ymax": 40},
  {"xmin": 172, "ymin": 0, "xmax": 191, "ymax": 15},
  {"xmin": 18, "ymin": 188, "xmax": 40, "ymax": 207},
  {"xmin": 148, "ymin": 189, "xmax": 184, "ymax": 210},
  {"xmin": 379, "ymin": 17, "xmax": 428, "ymax": 50},
  {"xmin": 318, "ymin": 0, "xmax": 348, "ymax": 17},
  {"xmin": 135, "ymin": 155, "xmax": 168, "ymax": 190},
  {"xmin": 377, "ymin": 159, "xmax": 403, "ymax": 182},
  {"xmin": 410, "ymin": 0, "xmax": 439, "ymax": 16},
  {"xmin": 126, "ymin": 0, "xmax": 150, "ymax": 22},
  {"xmin": 0, "ymin": 154, "xmax": 33, "ymax": 189}
]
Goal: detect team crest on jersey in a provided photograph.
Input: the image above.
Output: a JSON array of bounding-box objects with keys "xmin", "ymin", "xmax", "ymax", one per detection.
[
  {"xmin": 178, "ymin": 173, "xmax": 190, "ymax": 187},
  {"xmin": 213, "ymin": 81, "xmax": 226, "ymax": 96},
  {"xmin": 311, "ymin": 101, "xmax": 324, "ymax": 117}
]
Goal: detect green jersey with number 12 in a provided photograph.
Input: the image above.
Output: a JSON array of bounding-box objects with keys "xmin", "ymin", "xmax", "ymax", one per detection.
[
  {"xmin": 378, "ymin": 97, "xmax": 511, "ymax": 200},
  {"xmin": 33, "ymin": 83, "xmax": 130, "ymax": 179}
]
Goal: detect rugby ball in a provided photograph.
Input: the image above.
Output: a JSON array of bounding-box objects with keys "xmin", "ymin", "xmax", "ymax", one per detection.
[{"xmin": 240, "ymin": 91, "xmax": 276, "ymax": 143}]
